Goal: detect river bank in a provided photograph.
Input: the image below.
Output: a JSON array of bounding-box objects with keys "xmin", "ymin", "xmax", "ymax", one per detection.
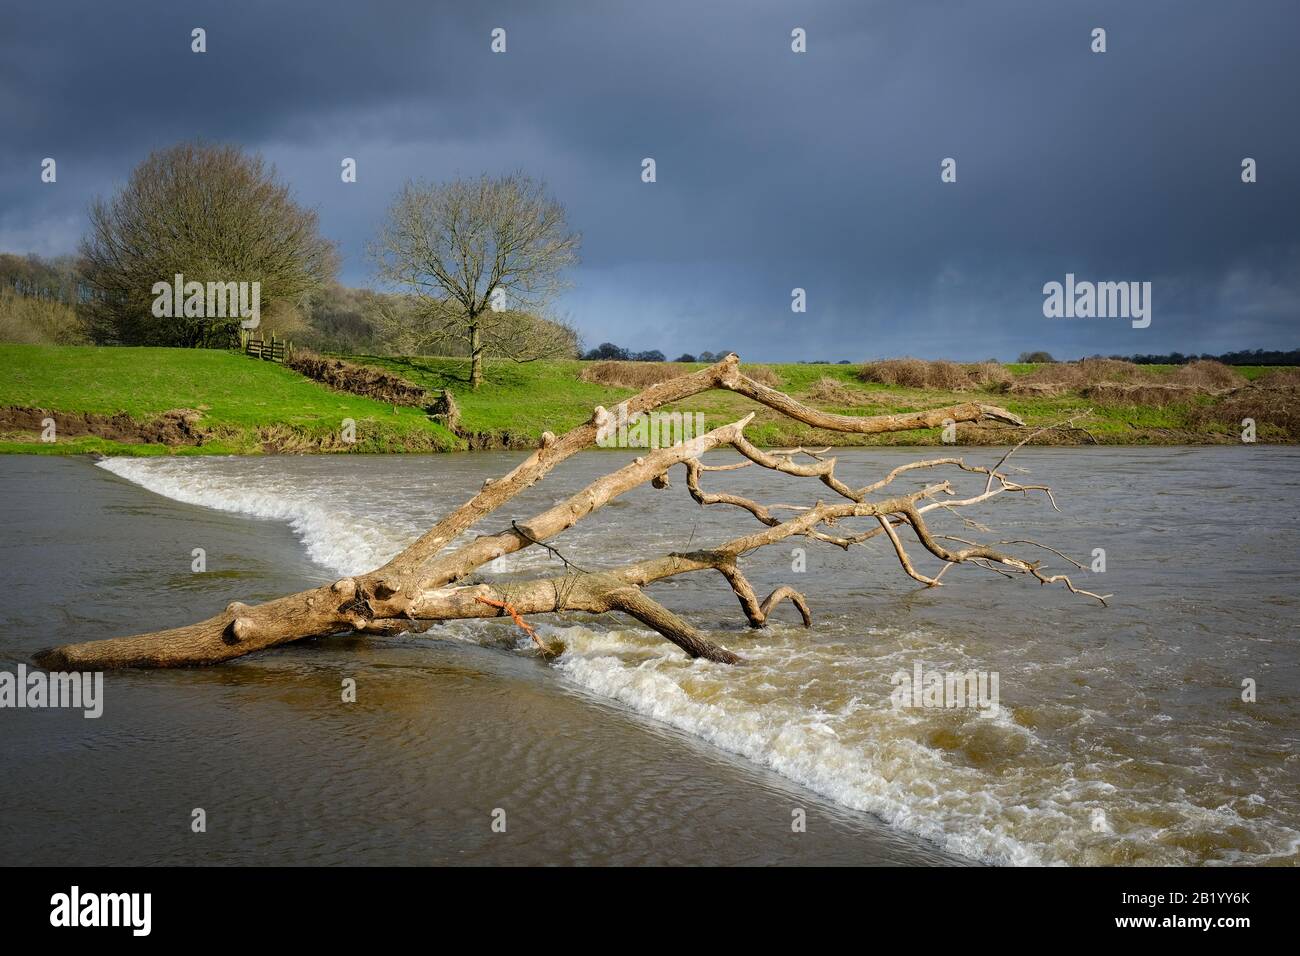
[{"xmin": 2, "ymin": 345, "xmax": 1297, "ymax": 455}]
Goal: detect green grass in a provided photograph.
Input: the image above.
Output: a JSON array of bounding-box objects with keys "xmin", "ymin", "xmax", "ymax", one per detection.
[
  {"xmin": 356, "ymin": 355, "xmax": 906, "ymax": 441},
  {"xmin": 0, "ymin": 345, "xmax": 459, "ymax": 454},
  {"xmin": 353, "ymin": 355, "xmax": 621, "ymax": 437},
  {"xmin": 345, "ymin": 355, "xmax": 1292, "ymax": 447},
  {"xmin": 2, "ymin": 345, "xmax": 1292, "ymax": 455}
]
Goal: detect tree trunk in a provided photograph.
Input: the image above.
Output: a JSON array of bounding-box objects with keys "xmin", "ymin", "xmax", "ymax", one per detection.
[{"xmin": 469, "ymin": 320, "xmax": 483, "ymax": 390}]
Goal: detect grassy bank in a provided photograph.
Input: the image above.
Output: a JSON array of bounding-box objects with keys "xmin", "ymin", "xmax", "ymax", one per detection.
[
  {"xmin": 2, "ymin": 344, "xmax": 1294, "ymax": 455},
  {"xmin": 0, "ymin": 345, "xmax": 458, "ymax": 454},
  {"xmin": 353, "ymin": 354, "xmax": 1296, "ymax": 447}
]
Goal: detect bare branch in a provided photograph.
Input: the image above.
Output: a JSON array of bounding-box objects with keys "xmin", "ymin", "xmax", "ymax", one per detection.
[{"xmin": 36, "ymin": 354, "xmax": 1103, "ymax": 671}]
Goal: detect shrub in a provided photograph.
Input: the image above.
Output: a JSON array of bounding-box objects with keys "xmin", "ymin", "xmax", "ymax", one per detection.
[
  {"xmin": 858, "ymin": 358, "xmax": 972, "ymax": 390},
  {"xmin": 1017, "ymin": 358, "xmax": 1149, "ymax": 389},
  {"xmin": 965, "ymin": 361, "xmax": 1013, "ymax": 391},
  {"xmin": 582, "ymin": 360, "xmax": 781, "ymax": 389},
  {"xmin": 0, "ymin": 288, "xmax": 87, "ymax": 344},
  {"xmin": 1079, "ymin": 383, "xmax": 1201, "ymax": 407},
  {"xmin": 1186, "ymin": 378, "xmax": 1300, "ymax": 437},
  {"xmin": 804, "ymin": 376, "xmax": 873, "ymax": 406},
  {"xmin": 744, "ymin": 365, "xmax": 782, "ymax": 387},
  {"xmin": 580, "ymin": 361, "xmax": 679, "ymax": 388},
  {"xmin": 858, "ymin": 358, "xmax": 929, "ymax": 388},
  {"xmin": 927, "ymin": 360, "xmax": 975, "ymax": 391},
  {"xmin": 1169, "ymin": 360, "xmax": 1245, "ymax": 390},
  {"xmin": 1259, "ymin": 368, "xmax": 1300, "ymax": 388}
]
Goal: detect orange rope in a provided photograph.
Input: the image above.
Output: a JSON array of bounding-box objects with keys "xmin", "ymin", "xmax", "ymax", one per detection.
[{"xmin": 475, "ymin": 596, "xmax": 551, "ymax": 653}]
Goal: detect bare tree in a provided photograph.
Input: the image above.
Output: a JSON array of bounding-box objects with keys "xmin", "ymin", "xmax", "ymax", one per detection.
[
  {"xmin": 37, "ymin": 355, "xmax": 1106, "ymax": 671},
  {"xmin": 371, "ymin": 296, "xmax": 580, "ymax": 361},
  {"xmin": 371, "ymin": 173, "xmax": 581, "ymax": 388},
  {"xmin": 80, "ymin": 142, "xmax": 338, "ymax": 347}
]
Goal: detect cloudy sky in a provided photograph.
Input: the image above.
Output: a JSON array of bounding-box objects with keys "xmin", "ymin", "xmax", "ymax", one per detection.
[{"xmin": 2, "ymin": 0, "xmax": 1297, "ymax": 360}]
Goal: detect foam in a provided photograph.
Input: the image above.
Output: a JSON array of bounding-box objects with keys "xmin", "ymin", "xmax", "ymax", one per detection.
[{"xmin": 97, "ymin": 457, "xmax": 402, "ymax": 576}]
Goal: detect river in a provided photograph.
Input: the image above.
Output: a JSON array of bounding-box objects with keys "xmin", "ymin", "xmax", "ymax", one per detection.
[{"xmin": 1, "ymin": 446, "xmax": 1296, "ymax": 865}]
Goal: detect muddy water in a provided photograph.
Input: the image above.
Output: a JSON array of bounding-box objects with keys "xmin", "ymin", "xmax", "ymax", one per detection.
[{"xmin": 1, "ymin": 446, "xmax": 1296, "ymax": 865}]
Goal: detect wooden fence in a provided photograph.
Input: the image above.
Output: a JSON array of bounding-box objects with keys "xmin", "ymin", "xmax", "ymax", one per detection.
[{"xmin": 241, "ymin": 332, "xmax": 290, "ymax": 363}]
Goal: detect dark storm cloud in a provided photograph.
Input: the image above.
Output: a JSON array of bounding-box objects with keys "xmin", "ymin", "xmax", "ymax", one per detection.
[{"xmin": 1, "ymin": 0, "xmax": 1296, "ymax": 359}]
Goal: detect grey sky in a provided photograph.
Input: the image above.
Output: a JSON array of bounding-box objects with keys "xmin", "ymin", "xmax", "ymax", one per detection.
[{"xmin": 2, "ymin": 0, "xmax": 1296, "ymax": 360}]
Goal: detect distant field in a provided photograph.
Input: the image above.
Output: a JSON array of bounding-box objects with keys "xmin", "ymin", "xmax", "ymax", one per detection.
[
  {"xmin": 352, "ymin": 354, "xmax": 1297, "ymax": 447},
  {"xmin": 1, "ymin": 344, "xmax": 1294, "ymax": 454}
]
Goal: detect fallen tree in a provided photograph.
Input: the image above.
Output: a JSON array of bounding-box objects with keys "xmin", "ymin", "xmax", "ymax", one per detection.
[{"xmin": 36, "ymin": 354, "xmax": 1106, "ymax": 670}]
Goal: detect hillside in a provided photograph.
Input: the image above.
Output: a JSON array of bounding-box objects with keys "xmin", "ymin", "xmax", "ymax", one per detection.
[{"xmin": 0, "ymin": 345, "xmax": 459, "ymax": 454}]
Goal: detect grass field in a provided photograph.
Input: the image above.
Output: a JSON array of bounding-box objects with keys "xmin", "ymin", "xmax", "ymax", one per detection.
[
  {"xmin": 352, "ymin": 354, "xmax": 1292, "ymax": 447},
  {"xmin": 1, "ymin": 344, "xmax": 1293, "ymax": 455},
  {"xmin": 0, "ymin": 345, "xmax": 458, "ymax": 454}
]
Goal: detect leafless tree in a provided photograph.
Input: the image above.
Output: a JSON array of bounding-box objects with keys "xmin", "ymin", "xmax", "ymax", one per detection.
[
  {"xmin": 79, "ymin": 142, "xmax": 337, "ymax": 347},
  {"xmin": 370, "ymin": 173, "xmax": 581, "ymax": 388},
  {"xmin": 38, "ymin": 355, "xmax": 1107, "ymax": 671},
  {"xmin": 371, "ymin": 297, "xmax": 581, "ymax": 362}
]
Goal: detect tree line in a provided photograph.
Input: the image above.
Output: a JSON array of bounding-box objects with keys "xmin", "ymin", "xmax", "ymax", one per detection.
[
  {"xmin": 1018, "ymin": 349, "xmax": 1300, "ymax": 366},
  {"xmin": 582, "ymin": 342, "xmax": 860, "ymax": 363},
  {"xmin": 581, "ymin": 342, "xmax": 735, "ymax": 363}
]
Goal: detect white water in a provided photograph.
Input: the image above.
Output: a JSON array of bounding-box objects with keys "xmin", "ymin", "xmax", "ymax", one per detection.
[
  {"xmin": 100, "ymin": 457, "xmax": 407, "ymax": 575},
  {"xmin": 96, "ymin": 452, "xmax": 1300, "ymax": 866},
  {"xmin": 99, "ymin": 455, "xmax": 559, "ymax": 577},
  {"xmin": 545, "ymin": 623, "xmax": 1052, "ymax": 864}
]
